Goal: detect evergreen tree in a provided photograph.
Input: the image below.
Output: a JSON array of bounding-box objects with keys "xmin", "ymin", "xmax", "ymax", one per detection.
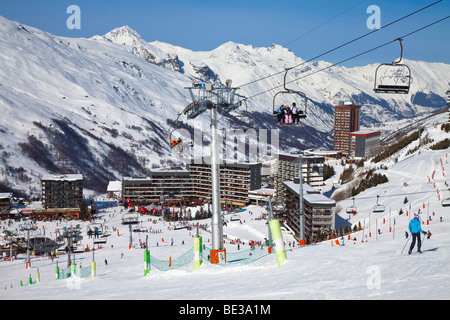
[{"xmin": 79, "ymin": 199, "xmax": 89, "ymax": 220}]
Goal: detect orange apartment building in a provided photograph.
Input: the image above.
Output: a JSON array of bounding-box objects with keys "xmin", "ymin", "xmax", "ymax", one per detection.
[{"xmin": 333, "ymin": 104, "xmax": 361, "ymax": 155}]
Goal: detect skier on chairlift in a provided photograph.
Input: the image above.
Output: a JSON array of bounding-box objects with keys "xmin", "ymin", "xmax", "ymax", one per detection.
[
  {"xmin": 171, "ymin": 138, "xmax": 182, "ymax": 148},
  {"xmin": 274, "ymin": 105, "xmax": 285, "ymax": 125},
  {"xmin": 291, "ymin": 102, "xmax": 299, "ymax": 124}
]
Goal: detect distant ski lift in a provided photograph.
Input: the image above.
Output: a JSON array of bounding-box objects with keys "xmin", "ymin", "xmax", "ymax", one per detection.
[
  {"xmin": 230, "ymin": 214, "xmax": 241, "ymax": 222},
  {"xmin": 346, "ymin": 197, "xmax": 357, "ymax": 216},
  {"xmin": 168, "ymin": 128, "xmax": 193, "ymax": 152},
  {"xmin": 174, "ymin": 222, "xmax": 187, "ymax": 230},
  {"xmin": 236, "ymin": 99, "xmax": 249, "ymax": 118},
  {"xmin": 273, "ymin": 68, "xmax": 307, "ymax": 126},
  {"xmin": 73, "ymin": 244, "xmax": 85, "ymax": 253},
  {"xmin": 102, "ymin": 226, "xmax": 111, "ymax": 238},
  {"xmin": 228, "ymin": 98, "xmax": 250, "ymax": 120},
  {"xmin": 87, "ymin": 223, "xmax": 103, "ymax": 235},
  {"xmin": 122, "ymin": 212, "xmax": 139, "ymax": 225},
  {"xmin": 94, "ymin": 236, "xmax": 107, "ymax": 245},
  {"xmin": 95, "ymin": 226, "xmax": 111, "ymax": 244},
  {"xmin": 164, "ymin": 114, "xmax": 194, "ymax": 160},
  {"xmin": 374, "ymin": 38, "xmax": 412, "ymax": 94},
  {"xmin": 373, "ymin": 205, "xmax": 385, "ymax": 213},
  {"xmin": 271, "ymin": 200, "xmax": 284, "ymax": 212},
  {"xmin": 441, "ymin": 198, "xmax": 450, "ymax": 207},
  {"xmin": 372, "ymin": 195, "xmax": 385, "ymax": 213}
]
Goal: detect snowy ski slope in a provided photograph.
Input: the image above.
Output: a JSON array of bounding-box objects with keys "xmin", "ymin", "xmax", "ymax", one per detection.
[{"xmin": 1, "ymin": 145, "xmax": 449, "ymax": 300}]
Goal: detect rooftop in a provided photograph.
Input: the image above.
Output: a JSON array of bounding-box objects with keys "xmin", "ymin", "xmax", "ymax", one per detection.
[
  {"xmin": 107, "ymin": 181, "xmax": 122, "ymax": 192},
  {"xmin": 42, "ymin": 174, "xmax": 83, "ymax": 181},
  {"xmin": 349, "ymin": 130, "xmax": 381, "ymax": 138},
  {"xmin": 283, "ymin": 181, "xmax": 335, "ymax": 206},
  {"xmin": 0, "ymin": 193, "xmax": 13, "ymax": 199}
]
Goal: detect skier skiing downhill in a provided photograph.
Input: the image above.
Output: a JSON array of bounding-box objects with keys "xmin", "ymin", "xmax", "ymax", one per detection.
[{"xmin": 408, "ymin": 214, "xmax": 427, "ymax": 254}]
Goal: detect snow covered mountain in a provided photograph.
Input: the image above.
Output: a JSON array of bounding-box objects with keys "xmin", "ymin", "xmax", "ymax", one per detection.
[
  {"xmin": 99, "ymin": 25, "xmax": 449, "ymax": 122},
  {"xmin": 0, "ymin": 17, "xmax": 448, "ymax": 196}
]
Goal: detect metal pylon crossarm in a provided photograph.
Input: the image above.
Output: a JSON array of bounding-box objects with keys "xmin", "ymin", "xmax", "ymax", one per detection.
[{"xmin": 183, "ymin": 82, "xmax": 240, "ymax": 119}]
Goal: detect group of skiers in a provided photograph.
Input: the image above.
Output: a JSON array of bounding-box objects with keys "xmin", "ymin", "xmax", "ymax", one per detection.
[{"xmin": 274, "ymin": 102, "xmax": 304, "ymax": 125}]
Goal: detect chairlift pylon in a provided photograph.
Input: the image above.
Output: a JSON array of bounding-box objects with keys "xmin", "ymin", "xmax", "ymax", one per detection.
[
  {"xmin": 374, "ymin": 38, "xmax": 412, "ymax": 94},
  {"xmin": 273, "ymin": 68, "xmax": 307, "ymax": 126},
  {"xmin": 183, "ymin": 81, "xmax": 240, "ymax": 120}
]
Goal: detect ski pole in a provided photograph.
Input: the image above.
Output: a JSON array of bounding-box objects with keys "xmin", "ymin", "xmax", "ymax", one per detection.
[
  {"xmin": 420, "ymin": 232, "xmax": 427, "ymax": 251},
  {"xmin": 401, "ymin": 232, "xmax": 411, "ymax": 254}
]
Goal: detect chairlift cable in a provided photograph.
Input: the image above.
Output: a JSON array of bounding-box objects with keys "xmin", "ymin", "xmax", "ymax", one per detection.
[
  {"xmin": 236, "ymin": 0, "xmax": 444, "ymax": 90},
  {"xmin": 226, "ymin": 1, "xmax": 368, "ymax": 84},
  {"xmin": 282, "ymin": 0, "xmax": 368, "ymax": 48},
  {"xmin": 239, "ymin": 15, "xmax": 449, "ymax": 104},
  {"xmin": 289, "ymin": 189, "xmax": 446, "ymax": 205}
]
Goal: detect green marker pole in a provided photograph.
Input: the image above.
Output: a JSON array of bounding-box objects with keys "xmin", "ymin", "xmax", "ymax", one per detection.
[
  {"xmin": 55, "ymin": 261, "xmax": 60, "ymax": 280},
  {"xmin": 144, "ymin": 250, "xmax": 150, "ymax": 276},
  {"xmin": 193, "ymin": 236, "xmax": 203, "ymax": 271},
  {"xmin": 144, "ymin": 235, "xmax": 150, "ymax": 276},
  {"xmin": 91, "ymin": 261, "xmax": 96, "ymax": 279},
  {"xmin": 71, "ymin": 263, "xmax": 76, "ymax": 279},
  {"xmin": 269, "ymin": 219, "xmax": 287, "ymax": 266},
  {"xmin": 36, "ymin": 268, "xmax": 40, "ymax": 284}
]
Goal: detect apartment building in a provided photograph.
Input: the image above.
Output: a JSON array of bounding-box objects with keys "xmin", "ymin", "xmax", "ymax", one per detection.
[
  {"xmin": 334, "ymin": 104, "xmax": 361, "ymax": 154},
  {"xmin": 122, "ymin": 168, "xmax": 192, "ymax": 205},
  {"xmin": 122, "ymin": 159, "xmax": 262, "ymax": 208},
  {"xmin": 0, "ymin": 193, "xmax": 12, "ymax": 214},
  {"xmin": 41, "ymin": 174, "xmax": 83, "ymax": 209},
  {"xmin": 187, "ymin": 157, "xmax": 262, "ymax": 207},
  {"xmin": 273, "ymin": 153, "xmax": 325, "ymax": 201},
  {"xmin": 283, "ymin": 178, "xmax": 335, "ymax": 242},
  {"xmin": 348, "ymin": 130, "xmax": 381, "ymax": 158}
]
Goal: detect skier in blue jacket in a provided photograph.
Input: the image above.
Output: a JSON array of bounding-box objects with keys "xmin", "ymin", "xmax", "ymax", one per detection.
[
  {"xmin": 274, "ymin": 105, "xmax": 285, "ymax": 125},
  {"xmin": 408, "ymin": 214, "xmax": 427, "ymax": 254}
]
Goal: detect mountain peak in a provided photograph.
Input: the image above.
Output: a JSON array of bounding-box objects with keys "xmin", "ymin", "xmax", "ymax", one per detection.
[{"xmin": 96, "ymin": 25, "xmax": 144, "ymax": 46}]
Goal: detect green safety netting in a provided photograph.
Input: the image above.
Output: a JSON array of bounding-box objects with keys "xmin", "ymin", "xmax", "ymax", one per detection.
[
  {"xmin": 76, "ymin": 266, "xmax": 92, "ymax": 278},
  {"xmin": 148, "ymin": 245, "xmax": 271, "ymax": 271},
  {"xmin": 149, "ymin": 246, "xmax": 194, "ymax": 271},
  {"xmin": 58, "ymin": 264, "xmax": 91, "ymax": 279},
  {"xmin": 58, "ymin": 268, "xmax": 72, "ymax": 280}
]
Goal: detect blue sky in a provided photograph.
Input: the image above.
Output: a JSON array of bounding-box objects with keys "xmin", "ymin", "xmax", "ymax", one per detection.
[{"xmin": 1, "ymin": 0, "xmax": 448, "ymax": 67}]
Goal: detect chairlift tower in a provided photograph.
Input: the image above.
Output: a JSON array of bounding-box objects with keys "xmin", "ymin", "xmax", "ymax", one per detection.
[
  {"xmin": 296, "ymin": 155, "xmax": 305, "ymax": 245},
  {"xmin": 266, "ymin": 196, "xmax": 275, "ymax": 246},
  {"xmin": 184, "ymin": 80, "xmax": 240, "ymax": 261},
  {"xmin": 20, "ymin": 222, "xmax": 36, "ymax": 267},
  {"xmin": 446, "ymin": 84, "xmax": 450, "ymax": 123},
  {"xmin": 61, "ymin": 225, "xmax": 83, "ymax": 267}
]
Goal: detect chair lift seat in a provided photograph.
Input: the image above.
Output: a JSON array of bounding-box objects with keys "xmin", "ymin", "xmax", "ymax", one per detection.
[{"xmin": 374, "ymin": 84, "xmax": 410, "ymax": 94}]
